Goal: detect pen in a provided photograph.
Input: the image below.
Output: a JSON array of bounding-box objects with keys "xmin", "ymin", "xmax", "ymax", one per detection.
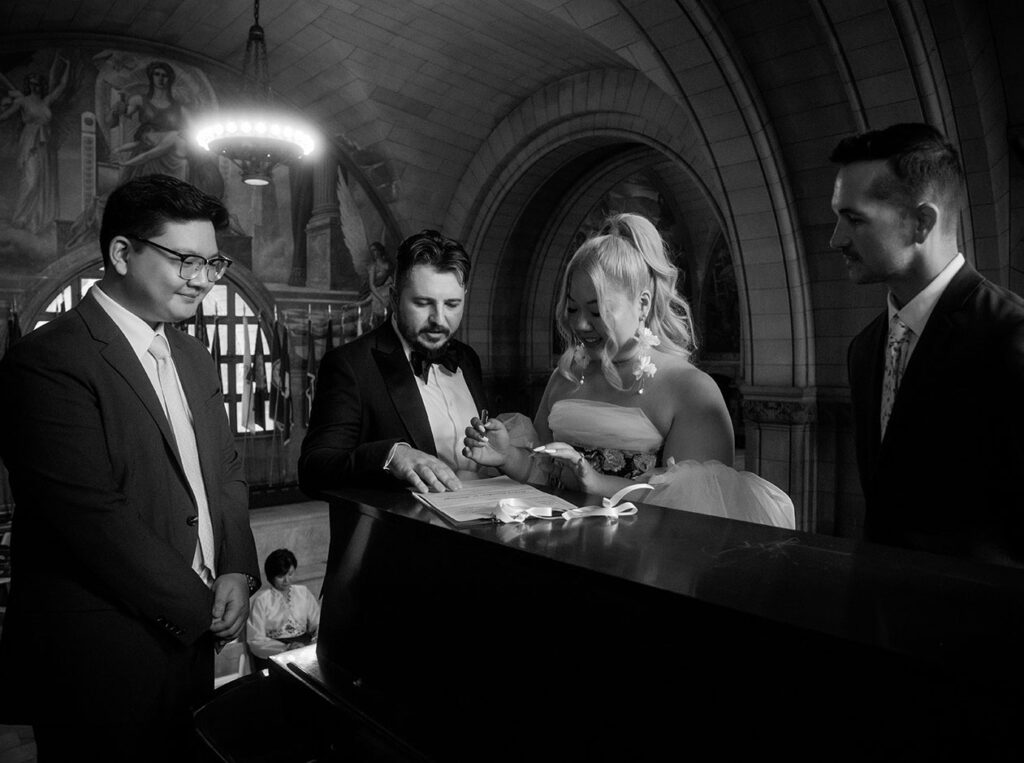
[{"xmin": 476, "ymin": 409, "xmax": 490, "ymax": 442}]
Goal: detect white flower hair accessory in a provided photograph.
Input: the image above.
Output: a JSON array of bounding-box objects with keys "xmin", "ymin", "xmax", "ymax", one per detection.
[{"xmin": 633, "ymin": 326, "xmax": 660, "ymax": 393}]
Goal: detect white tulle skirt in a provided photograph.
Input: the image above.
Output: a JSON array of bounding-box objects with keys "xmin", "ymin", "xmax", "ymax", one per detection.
[
  {"xmin": 645, "ymin": 459, "xmax": 795, "ymax": 529},
  {"xmin": 499, "ymin": 412, "xmax": 795, "ymax": 530}
]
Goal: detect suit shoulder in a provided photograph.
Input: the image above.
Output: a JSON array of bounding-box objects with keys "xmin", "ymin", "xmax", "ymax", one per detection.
[
  {"xmin": 849, "ymin": 311, "xmax": 886, "ymax": 353},
  {"xmin": 972, "ymin": 278, "xmax": 1024, "ymax": 323},
  {"xmin": 2, "ymin": 311, "xmax": 87, "ymax": 365},
  {"xmin": 454, "ymin": 337, "xmax": 481, "ymax": 365},
  {"xmin": 321, "ymin": 327, "xmax": 378, "ymax": 363}
]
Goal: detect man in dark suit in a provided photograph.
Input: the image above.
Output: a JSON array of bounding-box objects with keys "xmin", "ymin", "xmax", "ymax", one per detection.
[
  {"xmin": 299, "ymin": 229, "xmax": 489, "ymax": 494},
  {"xmin": 832, "ymin": 122, "xmax": 1024, "ymax": 566},
  {"xmin": 0, "ymin": 175, "xmax": 260, "ymax": 760}
]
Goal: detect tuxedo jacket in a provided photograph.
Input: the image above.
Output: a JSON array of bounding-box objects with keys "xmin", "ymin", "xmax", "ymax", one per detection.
[
  {"xmin": 298, "ymin": 322, "xmax": 488, "ymax": 493},
  {"xmin": 848, "ymin": 264, "xmax": 1024, "ymax": 566},
  {"xmin": 0, "ymin": 291, "xmax": 259, "ymax": 725}
]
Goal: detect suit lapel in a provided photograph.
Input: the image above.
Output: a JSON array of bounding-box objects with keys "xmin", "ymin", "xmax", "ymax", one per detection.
[
  {"xmin": 881, "ymin": 264, "xmax": 982, "ymax": 450},
  {"xmin": 373, "ymin": 324, "xmax": 437, "ymax": 455},
  {"xmin": 860, "ymin": 313, "xmax": 887, "ymax": 460},
  {"xmin": 77, "ymin": 293, "xmax": 181, "ymax": 462}
]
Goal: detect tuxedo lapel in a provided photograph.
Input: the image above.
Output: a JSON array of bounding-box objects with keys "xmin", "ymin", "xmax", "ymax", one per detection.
[
  {"xmin": 373, "ymin": 324, "xmax": 436, "ymax": 455},
  {"xmin": 457, "ymin": 340, "xmax": 487, "ymax": 411}
]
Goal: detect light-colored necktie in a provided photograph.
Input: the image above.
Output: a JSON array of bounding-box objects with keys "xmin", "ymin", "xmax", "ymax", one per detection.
[
  {"xmin": 148, "ymin": 334, "xmax": 216, "ymax": 583},
  {"xmin": 880, "ymin": 316, "xmax": 912, "ymax": 440}
]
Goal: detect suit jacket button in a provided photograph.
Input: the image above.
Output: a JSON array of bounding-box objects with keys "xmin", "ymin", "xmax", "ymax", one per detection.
[{"xmin": 186, "ymin": 516, "xmax": 198, "ymax": 526}]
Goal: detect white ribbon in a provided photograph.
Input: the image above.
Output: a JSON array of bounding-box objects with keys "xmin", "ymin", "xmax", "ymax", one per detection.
[
  {"xmin": 493, "ymin": 483, "xmax": 653, "ymax": 524},
  {"xmin": 494, "ymin": 499, "xmax": 558, "ymax": 524}
]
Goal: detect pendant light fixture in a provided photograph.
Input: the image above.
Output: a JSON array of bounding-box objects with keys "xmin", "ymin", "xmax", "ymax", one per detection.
[{"xmin": 193, "ymin": 0, "xmax": 317, "ymax": 186}]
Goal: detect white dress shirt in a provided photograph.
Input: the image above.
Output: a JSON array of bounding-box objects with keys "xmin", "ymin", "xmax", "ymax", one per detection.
[
  {"xmin": 392, "ymin": 319, "xmax": 481, "ymax": 478},
  {"xmin": 246, "ymin": 584, "xmax": 321, "ymax": 658}
]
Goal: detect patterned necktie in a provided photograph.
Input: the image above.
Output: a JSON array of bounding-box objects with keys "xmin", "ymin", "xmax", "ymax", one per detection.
[
  {"xmin": 880, "ymin": 316, "xmax": 912, "ymax": 440},
  {"xmin": 148, "ymin": 334, "xmax": 216, "ymax": 583}
]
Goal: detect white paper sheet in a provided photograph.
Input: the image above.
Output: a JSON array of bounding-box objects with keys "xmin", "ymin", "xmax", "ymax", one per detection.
[{"xmin": 412, "ymin": 476, "xmax": 577, "ymax": 524}]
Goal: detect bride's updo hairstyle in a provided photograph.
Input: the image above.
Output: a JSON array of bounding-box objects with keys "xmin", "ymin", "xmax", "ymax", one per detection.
[{"xmin": 555, "ymin": 212, "xmax": 696, "ymax": 390}]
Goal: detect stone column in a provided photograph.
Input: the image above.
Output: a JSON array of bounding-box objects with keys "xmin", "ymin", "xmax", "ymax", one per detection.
[
  {"xmin": 814, "ymin": 389, "xmax": 863, "ymax": 540},
  {"xmin": 740, "ymin": 385, "xmax": 817, "ymax": 531},
  {"xmin": 305, "ymin": 146, "xmax": 358, "ymax": 290}
]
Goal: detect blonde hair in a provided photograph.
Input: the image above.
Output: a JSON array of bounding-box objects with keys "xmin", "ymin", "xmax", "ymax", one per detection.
[{"xmin": 555, "ymin": 213, "xmax": 695, "ymax": 390}]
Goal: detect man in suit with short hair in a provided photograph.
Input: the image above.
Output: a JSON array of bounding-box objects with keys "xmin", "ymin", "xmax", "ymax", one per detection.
[
  {"xmin": 832, "ymin": 122, "xmax": 1024, "ymax": 566},
  {"xmin": 0, "ymin": 174, "xmax": 260, "ymax": 761},
  {"xmin": 299, "ymin": 229, "xmax": 489, "ymax": 494}
]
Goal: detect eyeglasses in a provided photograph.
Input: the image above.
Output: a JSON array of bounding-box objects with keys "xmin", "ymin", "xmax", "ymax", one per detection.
[{"xmin": 128, "ymin": 236, "xmax": 233, "ymax": 282}]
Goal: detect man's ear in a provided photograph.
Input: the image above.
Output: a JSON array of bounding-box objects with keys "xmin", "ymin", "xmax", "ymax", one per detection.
[
  {"xmin": 913, "ymin": 203, "xmax": 939, "ymax": 244},
  {"xmin": 108, "ymin": 236, "xmax": 132, "ymax": 276}
]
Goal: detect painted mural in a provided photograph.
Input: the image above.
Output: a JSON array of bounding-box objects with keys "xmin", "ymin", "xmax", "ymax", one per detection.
[{"xmin": 0, "ymin": 44, "xmax": 389, "ymax": 295}]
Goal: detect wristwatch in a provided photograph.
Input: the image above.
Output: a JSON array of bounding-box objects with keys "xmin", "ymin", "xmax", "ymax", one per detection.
[{"xmin": 245, "ymin": 574, "xmax": 260, "ymax": 595}]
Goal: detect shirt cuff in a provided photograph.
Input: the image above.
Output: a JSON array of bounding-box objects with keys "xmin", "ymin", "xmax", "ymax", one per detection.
[{"xmin": 383, "ymin": 442, "xmax": 410, "ymax": 472}]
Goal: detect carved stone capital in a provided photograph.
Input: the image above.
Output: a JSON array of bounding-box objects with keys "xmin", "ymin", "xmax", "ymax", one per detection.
[{"xmin": 742, "ymin": 398, "xmax": 816, "ymax": 425}]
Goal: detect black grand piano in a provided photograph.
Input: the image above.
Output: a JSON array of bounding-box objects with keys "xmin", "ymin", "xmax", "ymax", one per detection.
[{"xmin": 197, "ymin": 486, "xmax": 1024, "ymax": 762}]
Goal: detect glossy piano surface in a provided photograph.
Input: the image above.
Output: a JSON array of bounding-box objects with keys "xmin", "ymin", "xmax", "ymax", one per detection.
[{"xmin": 283, "ymin": 486, "xmax": 1024, "ymax": 761}]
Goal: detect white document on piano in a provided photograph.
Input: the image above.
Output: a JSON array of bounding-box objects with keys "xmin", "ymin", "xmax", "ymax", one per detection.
[{"xmin": 413, "ymin": 476, "xmax": 577, "ymax": 524}]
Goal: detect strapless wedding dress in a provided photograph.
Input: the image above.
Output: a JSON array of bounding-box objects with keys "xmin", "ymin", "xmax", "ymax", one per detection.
[{"xmin": 541, "ymin": 399, "xmax": 795, "ymax": 529}]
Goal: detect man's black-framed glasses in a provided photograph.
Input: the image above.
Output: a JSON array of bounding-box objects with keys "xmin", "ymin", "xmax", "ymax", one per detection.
[{"xmin": 128, "ymin": 236, "xmax": 233, "ymax": 282}]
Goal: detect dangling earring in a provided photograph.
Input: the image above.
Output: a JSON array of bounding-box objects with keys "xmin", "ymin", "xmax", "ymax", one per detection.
[
  {"xmin": 572, "ymin": 341, "xmax": 589, "ymax": 385},
  {"xmin": 632, "ymin": 322, "xmax": 660, "ymax": 394}
]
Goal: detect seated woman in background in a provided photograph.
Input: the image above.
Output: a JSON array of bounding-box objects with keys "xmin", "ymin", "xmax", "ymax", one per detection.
[
  {"xmin": 246, "ymin": 548, "xmax": 321, "ymax": 672},
  {"xmin": 463, "ymin": 213, "xmax": 794, "ymax": 529}
]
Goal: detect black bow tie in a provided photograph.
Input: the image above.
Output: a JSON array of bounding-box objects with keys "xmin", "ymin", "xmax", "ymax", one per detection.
[{"xmin": 410, "ymin": 344, "xmax": 460, "ymax": 382}]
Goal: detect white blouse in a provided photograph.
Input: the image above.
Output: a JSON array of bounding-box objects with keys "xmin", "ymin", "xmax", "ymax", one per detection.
[{"xmin": 245, "ymin": 584, "xmax": 321, "ymax": 659}]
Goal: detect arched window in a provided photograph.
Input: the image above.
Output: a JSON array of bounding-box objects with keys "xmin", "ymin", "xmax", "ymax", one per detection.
[{"xmin": 28, "ymin": 261, "xmax": 274, "ymax": 435}]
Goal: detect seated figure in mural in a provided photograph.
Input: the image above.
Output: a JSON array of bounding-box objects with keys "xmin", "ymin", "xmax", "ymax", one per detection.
[
  {"xmin": 0, "ymin": 51, "xmax": 70, "ymax": 234},
  {"xmin": 246, "ymin": 548, "xmax": 321, "ymax": 673},
  {"xmin": 108, "ymin": 61, "xmax": 189, "ymax": 180},
  {"xmin": 107, "ymin": 60, "xmax": 223, "ymax": 199},
  {"xmin": 463, "ymin": 213, "xmax": 795, "ymax": 529}
]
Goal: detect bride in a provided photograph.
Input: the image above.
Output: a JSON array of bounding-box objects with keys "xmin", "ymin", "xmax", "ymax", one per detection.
[{"xmin": 463, "ymin": 213, "xmax": 794, "ymax": 529}]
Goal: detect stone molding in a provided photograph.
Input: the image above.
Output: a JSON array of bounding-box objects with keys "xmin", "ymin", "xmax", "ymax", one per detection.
[{"xmin": 742, "ymin": 398, "xmax": 816, "ymax": 425}]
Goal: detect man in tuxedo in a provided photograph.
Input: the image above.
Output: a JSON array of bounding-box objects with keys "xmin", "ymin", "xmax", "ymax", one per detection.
[
  {"xmin": 832, "ymin": 122, "xmax": 1024, "ymax": 566},
  {"xmin": 299, "ymin": 229, "xmax": 489, "ymax": 494},
  {"xmin": 0, "ymin": 174, "xmax": 260, "ymax": 760}
]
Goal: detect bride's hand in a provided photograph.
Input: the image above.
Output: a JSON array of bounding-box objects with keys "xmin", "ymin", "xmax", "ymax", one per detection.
[
  {"xmin": 462, "ymin": 416, "xmax": 512, "ymax": 467},
  {"xmin": 533, "ymin": 442, "xmax": 601, "ymax": 494}
]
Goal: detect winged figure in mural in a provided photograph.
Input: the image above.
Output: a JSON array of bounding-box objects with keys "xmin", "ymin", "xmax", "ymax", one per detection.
[
  {"xmin": 337, "ymin": 165, "xmax": 378, "ymax": 308},
  {"xmin": 0, "ymin": 51, "xmax": 71, "ymax": 234}
]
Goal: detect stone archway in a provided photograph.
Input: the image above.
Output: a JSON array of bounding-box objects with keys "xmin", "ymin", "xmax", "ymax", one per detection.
[{"xmin": 448, "ymin": 68, "xmax": 819, "ymax": 525}]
